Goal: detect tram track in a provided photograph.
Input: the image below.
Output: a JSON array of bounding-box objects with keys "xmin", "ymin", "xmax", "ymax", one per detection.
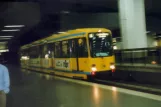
[{"xmin": 91, "ymin": 78, "xmax": 161, "ymax": 95}]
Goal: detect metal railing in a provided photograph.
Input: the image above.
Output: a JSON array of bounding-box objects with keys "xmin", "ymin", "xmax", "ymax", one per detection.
[{"xmin": 114, "ymin": 47, "xmax": 161, "ymax": 66}]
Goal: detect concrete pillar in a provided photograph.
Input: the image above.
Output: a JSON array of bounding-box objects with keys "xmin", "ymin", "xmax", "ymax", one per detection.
[{"xmin": 118, "ymin": 0, "xmax": 148, "ymax": 49}]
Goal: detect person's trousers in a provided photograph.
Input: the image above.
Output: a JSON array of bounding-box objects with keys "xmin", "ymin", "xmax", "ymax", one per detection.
[{"xmin": 0, "ymin": 91, "xmax": 6, "ymax": 107}]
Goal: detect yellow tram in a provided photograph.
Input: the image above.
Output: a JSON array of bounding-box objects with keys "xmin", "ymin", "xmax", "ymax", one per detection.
[{"xmin": 20, "ymin": 28, "xmax": 115, "ymax": 79}]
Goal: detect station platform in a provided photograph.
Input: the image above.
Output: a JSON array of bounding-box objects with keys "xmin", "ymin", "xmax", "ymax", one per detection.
[
  {"xmin": 6, "ymin": 65, "xmax": 161, "ymax": 107},
  {"xmin": 113, "ymin": 63, "xmax": 161, "ymax": 85},
  {"xmin": 114, "ymin": 47, "xmax": 161, "ymax": 84}
]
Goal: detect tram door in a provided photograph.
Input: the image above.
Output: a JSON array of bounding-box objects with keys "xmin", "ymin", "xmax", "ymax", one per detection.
[
  {"xmin": 77, "ymin": 38, "xmax": 89, "ymax": 72},
  {"xmin": 70, "ymin": 38, "xmax": 89, "ymax": 72},
  {"xmin": 70, "ymin": 39, "xmax": 78, "ymax": 72}
]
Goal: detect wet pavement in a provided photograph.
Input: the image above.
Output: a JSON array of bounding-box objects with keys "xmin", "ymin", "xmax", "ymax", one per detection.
[{"xmin": 6, "ymin": 65, "xmax": 161, "ymax": 107}]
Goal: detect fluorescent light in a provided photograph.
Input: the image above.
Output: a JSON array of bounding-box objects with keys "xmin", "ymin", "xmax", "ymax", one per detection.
[
  {"xmin": 146, "ymin": 31, "xmax": 151, "ymax": 33},
  {"xmin": 58, "ymin": 32, "xmax": 66, "ymax": 34},
  {"xmin": 2, "ymin": 29, "xmax": 20, "ymax": 31},
  {"xmin": 0, "ymin": 36, "xmax": 13, "ymax": 38},
  {"xmin": 4, "ymin": 25, "xmax": 25, "ymax": 27},
  {"xmin": 113, "ymin": 46, "xmax": 117, "ymax": 50},
  {"xmin": 61, "ymin": 11, "xmax": 70, "ymax": 14},
  {"xmin": 0, "ymin": 49, "xmax": 9, "ymax": 52},
  {"xmin": 0, "ymin": 38, "xmax": 11, "ymax": 40},
  {"xmin": 0, "ymin": 42, "xmax": 7, "ymax": 43}
]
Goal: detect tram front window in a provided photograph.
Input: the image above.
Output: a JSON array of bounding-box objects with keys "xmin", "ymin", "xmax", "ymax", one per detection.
[{"xmin": 89, "ymin": 32, "xmax": 113, "ymax": 57}]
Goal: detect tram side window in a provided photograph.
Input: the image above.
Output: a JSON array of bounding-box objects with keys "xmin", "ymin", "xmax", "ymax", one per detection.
[
  {"xmin": 55, "ymin": 42, "xmax": 62, "ymax": 58},
  {"xmin": 78, "ymin": 38, "xmax": 88, "ymax": 57},
  {"xmin": 62, "ymin": 41, "xmax": 70, "ymax": 58},
  {"xmin": 41, "ymin": 44, "xmax": 48, "ymax": 58},
  {"xmin": 47, "ymin": 43, "xmax": 55, "ymax": 58},
  {"xmin": 21, "ymin": 49, "xmax": 29, "ymax": 58},
  {"xmin": 69, "ymin": 39, "xmax": 77, "ymax": 57},
  {"xmin": 37, "ymin": 45, "xmax": 41, "ymax": 58},
  {"xmin": 28, "ymin": 46, "xmax": 39, "ymax": 58},
  {"xmin": 39, "ymin": 45, "xmax": 43, "ymax": 58}
]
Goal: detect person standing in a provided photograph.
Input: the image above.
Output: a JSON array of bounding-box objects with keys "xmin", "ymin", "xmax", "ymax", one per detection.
[{"xmin": 0, "ymin": 64, "xmax": 10, "ymax": 107}]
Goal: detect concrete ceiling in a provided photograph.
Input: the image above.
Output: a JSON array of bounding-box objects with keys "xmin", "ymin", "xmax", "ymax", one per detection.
[{"xmin": 0, "ymin": 0, "xmax": 160, "ymax": 48}]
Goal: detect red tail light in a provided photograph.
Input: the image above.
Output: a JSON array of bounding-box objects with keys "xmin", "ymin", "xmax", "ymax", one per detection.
[{"xmin": 91, "ymin": 71, "xmax": 96, "ymax": 76}]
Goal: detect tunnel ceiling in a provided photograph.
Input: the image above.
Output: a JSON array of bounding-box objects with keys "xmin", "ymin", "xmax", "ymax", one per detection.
[{"xmin": 0, "ymin": 0, "xmax": 160, "ymax": 46}]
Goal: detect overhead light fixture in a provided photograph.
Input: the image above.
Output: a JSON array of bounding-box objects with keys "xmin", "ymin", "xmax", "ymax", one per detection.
[
  {"xmin": 113, "ymin": 46, "xmax": 118, "ymax": 50},
  {"xmin": 1, "ymin": 29, "xmax": 20, "ymax": 32},
  {"xmin": 0, "ymin": 49, "xmax": 9, "ymax": 52},
  {"xmin": 61, "ymin": 11, "xmax": 70, "ymax": 14},
  {"xmin": 0, "ymin": 42, "xmax": 8, "ymax": 43},
  {"xmin": 0, "ymin": 38, "xmax": 11, "ymax": 40},
  {"xmin": 4, "ymin": 25, "xmax": 25, "ymax": 27},
  {"xmin": 0, "ymin": 36, "xmax": 13, "ymax": 38},
  {"xmin": 58, "ymin": 32, "xmax": 66, "ymax": 34}
]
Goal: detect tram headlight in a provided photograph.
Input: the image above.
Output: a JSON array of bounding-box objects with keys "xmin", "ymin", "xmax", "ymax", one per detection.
[
  {"xmin": 91, "ymin": 67, "xmax": 97, "ymax": 72},
  {"xmin": 91, "ymin": 64, "xmax": 97, "ymax": 72},
  {"xmin": 110, "ymin": 65, "xmax": 115, "ymax": 69},
  {"xmin": 91, "ymin": 64, "xmax": 97, "ymax": 76},
  {"xmin": 110, "ymin": 63, "xmax": 115, "ymax": 70}
]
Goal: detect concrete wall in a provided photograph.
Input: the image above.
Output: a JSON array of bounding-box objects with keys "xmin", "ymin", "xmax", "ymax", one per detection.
[
  {"xmin": 60, "ymin": 13, "xmax": 161, "ymax": 32},
  {"xmin": 115, "ymin": 36, "xmax": 157, "ymax": 49},
  {"xmin": 60, "ymin": 13, "xmax": 119, "ymax": 31},
  {"xmin": 146, "ymin": 16, "xmax": 161, "ymax": 32},
  {"xmin": 147, "ymin": 35, "xmax": 157, "ymax": 47},
  {"xmin": 115, "ymin": 66, "xmax": 161, "ymax": 85},
  {"xmin": 115, "ymin": 42, "xmax": 122, "ymax": 49},
  {"xmin": 0, "ymin": 44, "xmax": 7, "ymax": 50},
  {"xmin": 60, "ymin": 13, "xmax": 161, "ymax": 49},
  {"xmin": 157, "ymin": 38, "xmax": 161, "ymax": 46}
]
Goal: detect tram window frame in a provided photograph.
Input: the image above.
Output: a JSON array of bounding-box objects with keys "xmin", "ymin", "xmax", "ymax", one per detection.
[
  {"xmin": 47, "ymin": 43, "xmax": 55, "ymax": 58},
  {"xmin": 37, "ymin": 45, "xmax": 41, "ymax": 58},
  {"xmin": 77, "ymin": 37, "xmax": 88, "ymax": 58},
  {"xmin": 62, "ymin": 40, "xmax": 70, "ymax": 58},
  {"xmin": 39, "ymin": 45, "xmax": 44, "ymax": 58},
  {"xmin": 21, "ymin": 49, "xmax": 28, "ymax": 57},
  {"xmin": 21, "ymin": 48, "xmax": 29, "ymax": 59},
  {"xmin": 41, "ymin": 44, "xmax": 48, "ymax": 58},
  {"xmin": 28, "ymin": 46, "xmax": 40, "ymax": 58},
  {"xmin": 54, "ymin": 41, "xmax": 62, "ymax": 58},
  {"xmin": 69, "ymin": 39, "xmax": 77, "ymax": 58}
]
